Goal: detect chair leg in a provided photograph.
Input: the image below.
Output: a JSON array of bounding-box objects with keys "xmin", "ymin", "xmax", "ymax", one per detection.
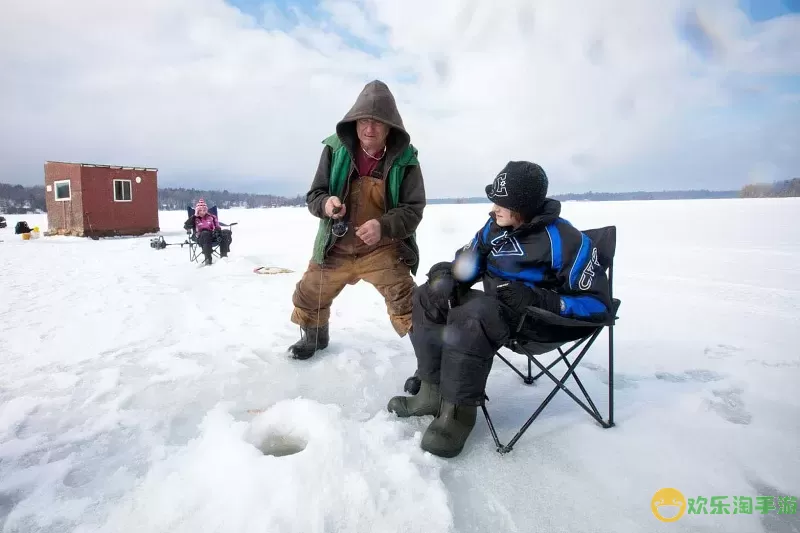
[
  {"xmin": 480, "ymin": 395, "xmax": 506, "ymax": 452},
  {"xmin": 525, "ymin": 331, "xmax": 612, "ymax": 428},
  {"xmin": 495, "ymin": 352, "xmax": 534, "ymax": 384},
  {"xmin": 188, "ymin": 242, "xmax": 220, "ymax": 263},
  {"xmin": 500, "ymin": 335, "xmax": 593, "ymax": 387},
  {"xmin": 525, "ymin": 337, "xmax": 609, "ymax": 422},
  {"xmin": 190, "ymin": 243, "xmax": 202, "ymax": 263},
  {"xmin": 529, "ymin": 336, "xmax": 590, "ymax": 381},
  {"xmin": 483, "ymin": 329, "xmax": 614, "ymax": 454},
  {"xmin": 527, "ymin": 356, "xmax": 533, "ymax": 384},
  {"xmin": 608, "ymin": 324, "xmax": 615, "ymax": 427}
]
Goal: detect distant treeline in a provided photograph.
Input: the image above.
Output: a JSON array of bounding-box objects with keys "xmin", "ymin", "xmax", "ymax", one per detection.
[
  {"xmin": 0, "ymin": 183, "xmax": 45, "ymax": 213},
  {"xmin": 431, "ymin": 181, "xmax": 799, "ymax": 204},
  {"xmin": 2, "ymin": 179, "xmax": 798, "ymax": 214},
  {"xmin": 739, "ymin": 178, "xmax": 800, "ymax": 198},
  {"xmin": 431, "ymin": 189, "xmax": 740, "ymax": 204},
  {"xmin": 553, "ymin": 189, "xmax": 741, "ymax": 201},
  {"xmin": 0, "ymin": 183, "xmax": 306, "ymax": 214}
]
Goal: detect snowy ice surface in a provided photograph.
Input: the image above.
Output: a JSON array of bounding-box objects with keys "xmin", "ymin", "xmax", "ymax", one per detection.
[{"xmin": 1, "ymin": 199, "xmax": 799, "ymax": 533}]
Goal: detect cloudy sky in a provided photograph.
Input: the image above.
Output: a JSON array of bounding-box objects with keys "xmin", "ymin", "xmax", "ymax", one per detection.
[{"xmin": 1, "ymin": 0, "xmax": 798, "ymax": 198}]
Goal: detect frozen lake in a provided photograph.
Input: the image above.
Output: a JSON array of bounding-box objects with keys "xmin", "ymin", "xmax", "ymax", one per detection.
[{"xmin": 1, "ymin": 197, "xmax": 798, "ymax": 532}]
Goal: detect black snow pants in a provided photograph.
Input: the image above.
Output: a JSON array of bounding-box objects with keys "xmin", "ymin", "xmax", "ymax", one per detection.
[
  {"xmin": 409, "ymin": 284, "xmax": 512, "ymax": 406},
  {"xmin": 197, "ymin": 229, "xmax": 232, "ymax": 261}
]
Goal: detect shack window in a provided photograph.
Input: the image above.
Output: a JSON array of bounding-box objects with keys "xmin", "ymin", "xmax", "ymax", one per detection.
[
  {"xmin": 114, "ymin": 179, "xmax": 132, "ymax": 202},
  {"xmin": 54, "ymin": 180, "xmax": 71, "ymax": 201}
]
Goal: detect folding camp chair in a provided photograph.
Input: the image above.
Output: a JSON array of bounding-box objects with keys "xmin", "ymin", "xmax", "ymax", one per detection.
[
  {"xmin": 183, "ymin": 205, "xmax": 238, "ymax": 263},
  {"xmin": 482, "ymin": 225, "xmax": 621, "ymax": 454}
]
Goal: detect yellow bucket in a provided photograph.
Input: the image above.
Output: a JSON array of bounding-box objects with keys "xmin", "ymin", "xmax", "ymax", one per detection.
[{"xmin": 22, "ymin": 233, "xmax": 31, "ymax": 241}]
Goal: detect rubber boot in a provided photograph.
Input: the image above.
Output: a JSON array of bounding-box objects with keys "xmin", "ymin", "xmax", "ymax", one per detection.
[
  {"xmin": 387, "ymin": 380, "xmax": 440, "ymax": 417},
  {"xmin": 289, "ymin": 324, "xmax": 329, "ymax": 360},
  {"xmin": 420, "ymin": 400, "xmax": 477, "ymax": 458}
]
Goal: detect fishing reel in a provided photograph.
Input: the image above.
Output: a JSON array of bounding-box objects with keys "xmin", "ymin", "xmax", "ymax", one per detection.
[
  {"xmin": 331, "ymin": 205, "xmax": 348, "ymax": 237},
  {"xmin": 150, "ymin": 236, "xmax": 168, "ymax": 250},
  {"xmin": 332, "ymin": 220, "xmax": 348, "ymax": 237}
]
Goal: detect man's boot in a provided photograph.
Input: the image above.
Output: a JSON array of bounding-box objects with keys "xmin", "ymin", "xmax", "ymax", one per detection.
[
  {"xmin": 387, "ymin": 380, "xmax": 440, "ymax": 417},
  {"xmin": 289, "ymin": 324, "xmax": 329, "ymax": 360},
  {"xmin": 420, "ymin": 399, "xmax": 477, "ymax": 458}
]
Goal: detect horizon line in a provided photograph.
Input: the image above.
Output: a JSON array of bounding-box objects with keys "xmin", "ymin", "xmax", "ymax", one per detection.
[{"xmin": 0, "ymin": 180, "xmax": 747, "ymax": 198}]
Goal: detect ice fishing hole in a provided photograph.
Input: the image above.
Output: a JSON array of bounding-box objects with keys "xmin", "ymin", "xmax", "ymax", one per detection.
[{"xmin": 257, "ymin": 433, "xmax": 307, "ymax": 457}]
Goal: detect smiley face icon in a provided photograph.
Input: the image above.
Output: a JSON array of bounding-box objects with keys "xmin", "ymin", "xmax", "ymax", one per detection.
[{"xmin": 651, "ymin": 488, "xmax": 687, "ymax": 522}]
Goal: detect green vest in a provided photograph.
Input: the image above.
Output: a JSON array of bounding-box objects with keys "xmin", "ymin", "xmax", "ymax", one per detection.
[{"xmin": 311, "ymin": 134, "xmax": 420, "ymax": 274}]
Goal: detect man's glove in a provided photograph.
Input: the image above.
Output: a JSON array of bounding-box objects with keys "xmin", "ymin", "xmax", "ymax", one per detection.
[{"xmin": 496, "ymin": 281, "xmax": 562, "ymax": 315}]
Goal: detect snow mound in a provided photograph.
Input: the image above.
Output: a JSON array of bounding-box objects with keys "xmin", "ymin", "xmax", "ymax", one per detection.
[{"xmin": 95, "ymin": 399, "xmax": 454, "ymax": 533}]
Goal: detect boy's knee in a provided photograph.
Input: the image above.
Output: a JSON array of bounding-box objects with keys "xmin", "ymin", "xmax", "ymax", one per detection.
[
  {"xmin": 448, "ymin": 295, "xmax": 509, "ymax": 345},
  {"xmin": 450, "ymin": 294, "xmax": 492, "ymax": 318}
]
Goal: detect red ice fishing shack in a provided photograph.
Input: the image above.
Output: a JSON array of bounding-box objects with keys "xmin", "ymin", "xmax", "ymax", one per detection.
[{"xmin": 44, "ymin": 161, "xmax": 160, "ymax": 238}]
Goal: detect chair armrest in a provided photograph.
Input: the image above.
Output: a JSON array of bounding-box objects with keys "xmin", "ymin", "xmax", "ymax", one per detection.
[
  {"xmin": 522, "ymin": 305, "xmax": 562, "ymax": 321},
  {"xmin": 517, "ymin": 302, "xmax": 618, "ymax": 331}
]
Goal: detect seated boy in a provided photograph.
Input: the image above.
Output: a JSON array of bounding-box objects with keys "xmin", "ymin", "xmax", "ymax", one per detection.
[{"xmin": 387, "ymin": 161, "xmax": 612, "ymax": 458}]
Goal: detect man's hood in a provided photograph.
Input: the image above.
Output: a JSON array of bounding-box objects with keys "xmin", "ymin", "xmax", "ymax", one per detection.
[{"xmin": 335, "ymin": 80, "xmax": 410, "ymax": 163}]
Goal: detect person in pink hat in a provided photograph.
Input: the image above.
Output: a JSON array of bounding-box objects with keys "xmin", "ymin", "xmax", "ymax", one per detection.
[{"xmin": 183, "ymin": 198, "xmax": 231, "ymax": 264}]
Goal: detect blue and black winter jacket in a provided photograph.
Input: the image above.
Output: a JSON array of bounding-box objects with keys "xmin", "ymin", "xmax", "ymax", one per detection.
[{"xmin": 453, "ymin": 199, "xmax": 612, "ymax": 322}]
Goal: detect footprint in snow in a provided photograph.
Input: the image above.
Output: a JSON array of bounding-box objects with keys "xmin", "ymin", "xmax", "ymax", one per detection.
[
  {"xmin": 705, "ymin": 386, "xmax": 752, "ymax": 425},
  {"xmin": 654, "ymin": 369, "xmax": 725, "ymax": 383},
  {"xmin": 578, "ymin": 362, "xmax": 641, "ymax": 390},
  {"xmin": 703, "ymin": 344, "xmax": 743, "ymax": 359}
]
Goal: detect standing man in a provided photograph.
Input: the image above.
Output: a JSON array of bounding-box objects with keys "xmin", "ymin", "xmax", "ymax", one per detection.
[{"xmin": 288, "ymin": 80, "xmax": 427, "ymax": 360}]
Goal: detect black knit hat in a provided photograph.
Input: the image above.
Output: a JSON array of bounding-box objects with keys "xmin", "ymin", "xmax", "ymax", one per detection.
[{"xmin": 485, "ymin": 161, "xmax": 549, "ymax": 219}]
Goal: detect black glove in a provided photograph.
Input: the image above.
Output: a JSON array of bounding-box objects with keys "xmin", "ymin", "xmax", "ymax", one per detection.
[
  {"xmin": 428, "ymin": 261, "xmax": 453, "ymax": 279},
  {"xmin": 426, "ymin": 261, "xmax": 457, "ymax": 309},
  {"xmin": 496, "ymin": 281, "xmax": 562, "ymax": 315}
]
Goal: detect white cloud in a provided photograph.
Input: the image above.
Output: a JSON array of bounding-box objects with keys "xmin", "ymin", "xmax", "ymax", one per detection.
[{"xmin": 0, "ymin": 0, "xmax": 798, "ymax": 197}]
